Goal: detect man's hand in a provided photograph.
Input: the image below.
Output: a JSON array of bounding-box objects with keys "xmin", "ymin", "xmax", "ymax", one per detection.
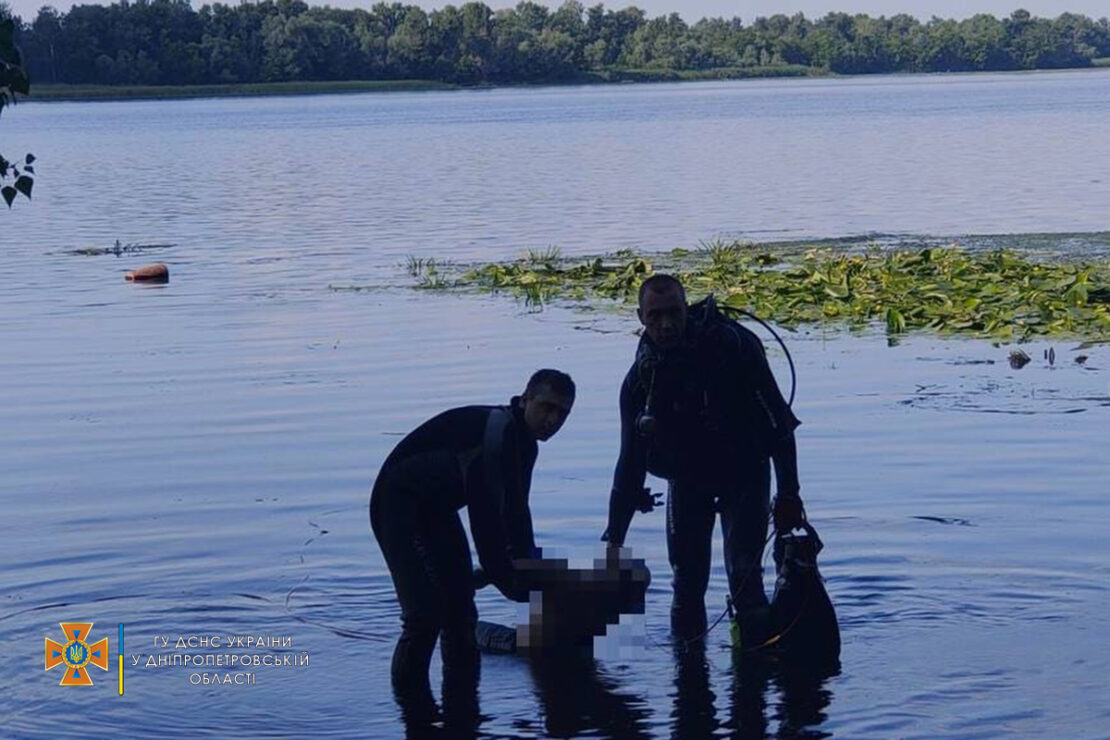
[
  {"xmin": 637, "ymin": 487, "xmax": 663, "ymax": 513},
  {"xmin": 773, "ymin": 494, "xmax": 805, "ymax": 533},
  {"xmin": 604, "ymin": 543, "xmax": 627, "ymax": 567}
]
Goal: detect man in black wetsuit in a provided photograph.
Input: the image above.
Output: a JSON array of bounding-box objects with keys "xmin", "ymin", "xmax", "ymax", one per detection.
[
  {"xmin": 370, "ymin": 369, "xmax": 575, "ymax": 725},
  {"xmin": 602, "ymin": 275, "xmax": 805, "ymax": 642}
]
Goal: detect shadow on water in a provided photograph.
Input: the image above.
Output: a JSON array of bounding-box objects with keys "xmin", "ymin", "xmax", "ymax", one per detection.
[
  {"xmin": 527, "ymin": 654, "xmax": 652, "ymax": 739},
  {"xmin": 395, "ymin": 643, "xmax": 841, "ymax": 739},
  {"xmin": 767, "ymin": 660, "xmax": 839, "ymax": 739},
  {"xmin": 385, "ymin": 642, "xmax": 838, "ymax": 738},
  {"xmin": 391, "ymin": 653, "xmax": 651, "ymax": 739},
  {"xmin": 671, "ymin": 642, "xmax": 839, "ymax": 739}
]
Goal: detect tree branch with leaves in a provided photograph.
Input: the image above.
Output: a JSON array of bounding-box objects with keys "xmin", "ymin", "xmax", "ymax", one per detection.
[{"xmin": 1, "ymin": 16, "xmax": 34, "ymax": 208}]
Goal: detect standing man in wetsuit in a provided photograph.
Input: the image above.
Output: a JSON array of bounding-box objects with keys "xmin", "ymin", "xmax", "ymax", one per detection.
[
  {"xmin": 370, "ymin": 369, "xmax": 574, "ymax": 727},
  {"xmin": 603, "ymin": 275, "xmax": 805, "ymax": 642}
]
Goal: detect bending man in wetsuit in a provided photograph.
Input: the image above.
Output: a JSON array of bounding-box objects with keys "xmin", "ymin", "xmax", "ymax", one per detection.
[
  {"xmin": 603, "ymin": 275, "xmax": 805, "ymax": 642},
  {"xmin": 370, "ymin": 369, "xmax": 574, "ymax": 726}
]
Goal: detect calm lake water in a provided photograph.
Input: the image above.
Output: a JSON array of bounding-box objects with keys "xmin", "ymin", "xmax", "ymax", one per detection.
[{"xmin": 2, "ymin": 70, "xmax": 1109, "ymax": 738}]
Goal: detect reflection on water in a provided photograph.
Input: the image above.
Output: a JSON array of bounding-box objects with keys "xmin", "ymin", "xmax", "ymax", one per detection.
[
  {"xmin": 769, "ymin": 661, "xmax": 838, "ymax": 739},
  {"xmin": 529, "ymin": 655, "xmax": 652, "ymax": 739},
  {"xmin": 672, "ymin": 643, "xmax": 721, "ymax": 738},
  {"xmin": 668, "ymin": 641, "xmax": 839, "ymax": 739},
  {"xmin": 477, "ymin": 642, "xmax": 837, "ymax": 739}
]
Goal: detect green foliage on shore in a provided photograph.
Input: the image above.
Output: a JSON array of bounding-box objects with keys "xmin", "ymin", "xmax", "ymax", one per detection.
[
  {"xmin": 584, "ymin": 64, "xmax": 817, "ymax": 83},
  {"xmin": 27, "ymin": 69, "xmax": 821, "ymax": 103},
  {"xmin": 1, "ymin": 13, "xmax": 34, "ymax": 208},
  {"xmin": 30, "ymin": 79, "xmax": 454, "ymax": 101},
  {"xmin": 8, "ymin": 2, "xmax": 1110, "ymax": 90},
  {"xmin": 410, "ymin": 242, "xmax": 1110, "ymax": 340}
]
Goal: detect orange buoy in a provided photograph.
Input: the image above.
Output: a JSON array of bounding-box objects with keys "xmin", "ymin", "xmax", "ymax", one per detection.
[{"xmin": 125, "ymin": 263, "xmax": 169, "ymax": 283}]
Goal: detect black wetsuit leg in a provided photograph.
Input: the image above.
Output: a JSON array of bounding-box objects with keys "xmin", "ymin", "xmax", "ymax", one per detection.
[
  {"xmin": 370, "ymin": 462, "xmax": 479, "ymax": 722},
  {"xmin": 665, "ymin": 478, "xmax": 716, "ymax": 639},
  {"xmin": 719, "ymin": 457, "xmax": 772, "ymax": 614}
]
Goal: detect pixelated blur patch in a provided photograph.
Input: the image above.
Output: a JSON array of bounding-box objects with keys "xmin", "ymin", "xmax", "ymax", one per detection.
[{"xmin": 505, "ymin": 551, "xmax": 651, "ymax": 655}]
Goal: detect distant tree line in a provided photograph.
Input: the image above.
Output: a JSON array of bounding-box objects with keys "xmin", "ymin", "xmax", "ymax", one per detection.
[{"xmin": 9, "ymin": 0, "xmax": 1110, "ymax": 87}]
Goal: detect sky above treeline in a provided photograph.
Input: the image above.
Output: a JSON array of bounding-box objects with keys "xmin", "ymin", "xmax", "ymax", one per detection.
[{"xmin": 6, "ymin": 0, "xmax": 1108, "ymax": 23}]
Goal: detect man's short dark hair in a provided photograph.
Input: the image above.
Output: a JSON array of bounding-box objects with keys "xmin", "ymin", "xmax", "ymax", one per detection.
[
  {"xmin": 638, "ymin": 274, "xmax": 686, "ymax": 306},
  {"xmin": 526, "ymin": 368, "xmax": 576, "ymax": 399}
]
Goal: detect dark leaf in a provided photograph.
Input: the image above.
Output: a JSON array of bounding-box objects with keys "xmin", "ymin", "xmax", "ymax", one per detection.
[
  {"xmin": 0, "ymin": 21, "xmax": 22, "ymax": 69},
  {"xmin": 25, "ymin": 154, "xmax": 36, "ymax": 165},
  {"xmin": 23, "ymin": 164, "xmax": 33, "ymax": 174},
  {"xmin": 10, "ymin": 73, "xmax": 29, "ymax": 96},
  {"xmin": 2, "ymin": 186, "xmax": 16, "ymax": 208},
  {"xmin": 14, "ymin": 175, "xmax": 33, "ymax": 199}
]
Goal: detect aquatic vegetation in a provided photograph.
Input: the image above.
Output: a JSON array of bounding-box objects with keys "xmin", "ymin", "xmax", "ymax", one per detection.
[
  {"xmin": 406, "ymin": 256, "xmax": 449, "ymax": 289},
  {"xmin": 69, "ymin": 240, "xmax": 175, "ymax": 256},
  {"xmin": 416, "ymin": 243, "xmax": 1110, "ymax": 341}
]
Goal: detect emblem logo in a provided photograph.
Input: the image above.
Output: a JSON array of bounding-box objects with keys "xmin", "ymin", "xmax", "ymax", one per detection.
[{"xmin": 45, "ymin": 622, "xmax": 109, "ymax": 686}]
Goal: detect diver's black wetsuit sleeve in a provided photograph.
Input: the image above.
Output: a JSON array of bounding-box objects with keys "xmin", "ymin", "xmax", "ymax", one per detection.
[
  {"xmin": 603, "ymin": 367, "xmax": 647, "ymax": 546},
  {"xmin": 736, "ymin": 329, "xmax": 802, "ymax": 497},
  {"xmin": 467, "ymin": 410, "xmax": 530, "ymax": 602},
  {"xmin": 505, "ymin": 441, "xmax": 539, "ymax": 560},
  {"xmin": 771, "ymin": 432, "xmax": 800, "ymax": 498}
]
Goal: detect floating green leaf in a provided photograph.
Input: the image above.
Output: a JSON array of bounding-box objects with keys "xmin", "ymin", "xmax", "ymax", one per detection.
[{"xmin": 885, "ymin": 307, "xmax": 906, "ymax": 334}]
